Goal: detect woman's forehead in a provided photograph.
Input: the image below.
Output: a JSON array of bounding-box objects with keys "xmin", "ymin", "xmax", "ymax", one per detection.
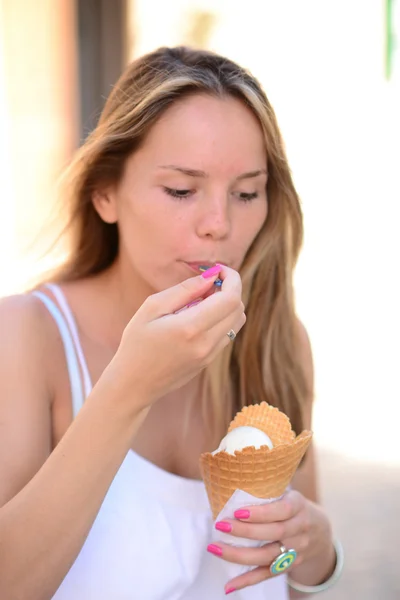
[{"xmin": 131, "ymin": 93, "xmax": 267, "ymax": 174}]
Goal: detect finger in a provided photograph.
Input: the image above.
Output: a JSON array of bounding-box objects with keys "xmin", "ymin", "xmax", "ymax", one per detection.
[
  {"xmin": 141, "ymin": 272, "xmax": 221, "ymax": 319},
  {"xmin": 234, "ymin": 490, "xmax": 304, "ymax": 524},
  {"xmin": 180, "ymin": 307, "xmax": 245, "ymax": 369},
  {"xmin": 209, "ymin": 303, "xmax": 246, "ymax": 341},
  {"xmin": 176, "ymin": 271, "xmax": 243, "ymax": 332},
  {"xmin": 282, "ymin": 534, "xmax": 308, "ymax": 560},
  {"xmin": 203, "ymin": 310, "xmax": 246, "ymax": 364},
  {"xmin": 214, "ymin": 511, "xmax": 305, "ymax": 542},
  {"xmin": 213, "ymin": 264, "xmax": 242, "ymax": 295},
  {"xmin": 222, "ymin": 541, "xmax": 302, "ymax": 595},
  {"xmin": 173, "ymin": 267, "xmax": 232, "ymax": 314},
  {"xmin": 207, "ymin": 541, "xmax": 281, "ymax": 567},
  {"xmin": 173, "ymin": 298, "xmax": 203, "ymax": 314},
  {"xmin": 224, "ymin": 564, "xmax": 283, "ymax": 595}
]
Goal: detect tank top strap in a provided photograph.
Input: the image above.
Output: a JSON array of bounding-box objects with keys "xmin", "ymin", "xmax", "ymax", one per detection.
[
  {"xmin": 32, "ymin": 290, "xmax": 85, "ymax": 417},
  {"xmin": 45, "ymin": 283, "xmax": 93, "ymax": 398}
]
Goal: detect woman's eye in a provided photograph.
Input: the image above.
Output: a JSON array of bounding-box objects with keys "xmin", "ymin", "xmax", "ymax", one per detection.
[
  {"xmin": 237, "ymin": 191, "xmax": 259, "ymax": 202},
  {"xmin": 163, "ymin": 187, "xmax": 193, "ymax": 199}
]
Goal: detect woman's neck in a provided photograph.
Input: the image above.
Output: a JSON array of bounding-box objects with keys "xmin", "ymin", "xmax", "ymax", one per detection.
[{"xmin": 60, "ymin": 257, "xmax": 154, "ymax": 350}]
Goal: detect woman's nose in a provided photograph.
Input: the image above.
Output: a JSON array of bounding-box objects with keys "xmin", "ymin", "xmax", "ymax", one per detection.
[{"xmin": 195, "ymin": 197, "xmax": 231, "ymax": 240}]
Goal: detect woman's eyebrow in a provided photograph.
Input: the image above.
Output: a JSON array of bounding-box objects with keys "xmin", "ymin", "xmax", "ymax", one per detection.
[
  {"xmin": 236, "ymin": 169, "xmax": 268, "ymax": 181},
  {"xmin": 158, "ymin": 165, "xmax": 268, "ymax": 180},
  {"xmin": 158, "ymin": 165, "xmax": 207, "ymax": 178}
]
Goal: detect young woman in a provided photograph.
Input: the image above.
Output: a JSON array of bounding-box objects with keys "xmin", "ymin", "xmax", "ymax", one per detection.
[{"xmin": 0, "ymin": 47, "xmax": 340, "ymax": 599}]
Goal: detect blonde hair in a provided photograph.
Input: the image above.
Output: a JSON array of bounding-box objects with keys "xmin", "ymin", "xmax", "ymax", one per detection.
[{"xmin": 47, "ymin": 46, "xmax": 307, "ymax": 436}]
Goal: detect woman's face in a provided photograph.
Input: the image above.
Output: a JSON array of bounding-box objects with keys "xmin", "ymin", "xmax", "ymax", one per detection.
[{"xmin": 98, "ymin": 93, "xmax": 268, "ymax": 294}]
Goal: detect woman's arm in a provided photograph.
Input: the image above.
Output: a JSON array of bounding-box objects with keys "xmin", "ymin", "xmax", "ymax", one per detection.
[
  {"xmin": 288, "ymin": 321, "xmax": 336, "ymax": 598},
  {"xmin": 0, "ymin": 267, "xmax": 245, "ymax": 600},
  {"xmin": 208, "ymin": 319, "xmax": 337, "ymax": 597},
  {"xmin": 0, "ymin": 296, "xmax": 149, "ymax": 600}
]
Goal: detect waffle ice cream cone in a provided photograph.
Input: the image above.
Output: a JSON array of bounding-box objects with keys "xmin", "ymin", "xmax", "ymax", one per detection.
[{"xmin": 200, "ymin": 402, "xmax": 312, "ymax": 519}]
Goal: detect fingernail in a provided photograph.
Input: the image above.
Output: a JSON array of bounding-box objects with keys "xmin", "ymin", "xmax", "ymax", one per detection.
[
  {"xmin": 234, "ymin": 509, "xmax": 250, "ymax": 519},
  {"xmin": 201, "ymin": 264, "xmax": 221, "ymax": 279},
  {"xmin": 215, "ymin": 521, "xmax": 232, "ymax": 533},
  {"xmin": 225, "ymin": 587, "xmax": 237, "ymax": 595},
  {"xmin": 207, "ymin": 543, "xmax": 223, "ymax": 557}
]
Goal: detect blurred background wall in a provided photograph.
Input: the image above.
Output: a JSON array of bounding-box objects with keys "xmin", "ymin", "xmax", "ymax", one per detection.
[{"xmin": 0, "ymin": 1, "xmax": 399, "ymax": 597}]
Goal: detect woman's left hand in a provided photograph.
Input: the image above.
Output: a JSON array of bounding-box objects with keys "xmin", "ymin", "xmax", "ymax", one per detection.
[{"xmin": 207, "ymin": 489, "xmax": 332, "ymax": 594}]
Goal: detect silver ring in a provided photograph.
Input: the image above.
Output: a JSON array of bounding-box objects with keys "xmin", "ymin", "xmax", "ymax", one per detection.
[
  {"xmin": 269, "ymin": 544, "xmax": 297, "ymax": 575},
  {"xmin": 226, "ymin": 329, "xmax": 236, "ymax": 341}
]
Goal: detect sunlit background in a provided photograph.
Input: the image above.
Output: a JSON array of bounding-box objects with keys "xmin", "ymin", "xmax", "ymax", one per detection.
[{"xmin": 0, "ymin": 1, "xmax": 399, "ymax": 597}]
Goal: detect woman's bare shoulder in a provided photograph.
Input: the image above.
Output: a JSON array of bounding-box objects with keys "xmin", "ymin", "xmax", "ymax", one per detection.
[
  {"xmin": 0, "ymin": 291, "xmax": 49, "ymax": 327},
  {"xmin": 0, "ymin": 290, "xmax": 69, "ymax": 396},
  {"xmin": 0, "ymin": 291, "xmax": 64, "ymax": 357},
  {"xmin": 0, "ymin": 293, "xmax": 58, "ymax": 506},
  {"xmin": 0, "ymin": 290, "xmax": 63, "ymax": 393}
]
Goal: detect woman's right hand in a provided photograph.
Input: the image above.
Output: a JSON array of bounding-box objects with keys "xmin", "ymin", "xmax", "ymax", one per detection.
[{"xmin": 108, "ymin": 265, "xmax": 245, "ymax": 408}]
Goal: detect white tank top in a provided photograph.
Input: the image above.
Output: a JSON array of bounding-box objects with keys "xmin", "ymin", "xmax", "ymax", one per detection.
[{"xmin": 33, "ymin": 284, "xmax": 288, "ymax": 600}]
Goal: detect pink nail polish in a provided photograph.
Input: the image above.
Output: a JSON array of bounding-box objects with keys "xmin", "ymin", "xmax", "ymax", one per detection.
[
  {"xmin": 201, "ymin": 264, "xmax": 221, "ymax": 279},
  {"xmin": 225, "ymin": 587, "xmax": 236, "ymax": 595},
  {"xmin": 187, "ymin": 300, "xmax": 201, "ymax": 308},
  {"xmin": 207, "ymin": 543, "xmax": 223, "ymax": 557},
  {"xmin": 215, "ymin": 521, "xmax": 232, "ymax": 533},
  {"xmin": 234, "ymin": 509, "xmax": 250, "ymax": 519}
]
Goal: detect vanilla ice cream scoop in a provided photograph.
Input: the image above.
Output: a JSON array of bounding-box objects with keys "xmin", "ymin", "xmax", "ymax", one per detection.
[{"xmin": 212, "ymin": 425, "xmax": 273, "ymax": 455}]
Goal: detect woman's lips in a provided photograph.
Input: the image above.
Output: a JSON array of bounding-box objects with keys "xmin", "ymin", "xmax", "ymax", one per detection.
[
  {"xmin": 184, "ymin": 262, "xmax": 224, "ymax": 286},
  {"xmin": 185, "ymin": 262, "xmax": 217, "ymax": 274}
]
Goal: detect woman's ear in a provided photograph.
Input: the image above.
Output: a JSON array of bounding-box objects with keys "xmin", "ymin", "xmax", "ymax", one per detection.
[{"xmin": 92, "ymin": 189, "xmax": 118, "ymax": 224}]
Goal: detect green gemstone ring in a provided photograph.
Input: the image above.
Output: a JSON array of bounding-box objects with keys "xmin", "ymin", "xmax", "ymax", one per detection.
[{"xmin": 270, "ymin": 545, "xmax": 297, "ymax": 575}]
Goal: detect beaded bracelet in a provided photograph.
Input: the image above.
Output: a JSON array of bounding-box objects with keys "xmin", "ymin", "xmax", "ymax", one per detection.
[{"xmin": 287, "ymin": 539, "xmax": 344, "ymax": 594}]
